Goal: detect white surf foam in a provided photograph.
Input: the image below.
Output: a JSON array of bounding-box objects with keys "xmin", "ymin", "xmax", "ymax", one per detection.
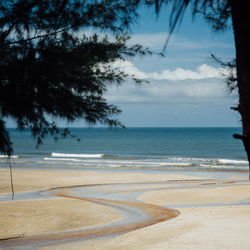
[
  {"xmin": 45, "ymin": 157, "xmax": 82, "ymax": 162},
  {"xmin": 51, "ymin": 153, "xmax": 104, "ymax": 158},
  {"xmin": 218, "ymin": 159, "xmax": 248, "ymax": 165},
  {"xmin": 0, "ymin": 155, "xmax": 19, "ymax": 159},
  {"xmin": 159, "ymin": 162, "xmax": 193, "ymax": 167}
]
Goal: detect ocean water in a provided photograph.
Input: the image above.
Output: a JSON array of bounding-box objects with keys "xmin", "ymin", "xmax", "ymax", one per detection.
[{"xmin": 0, "ymin": 127, "xmax": 248, "ymax": 172}]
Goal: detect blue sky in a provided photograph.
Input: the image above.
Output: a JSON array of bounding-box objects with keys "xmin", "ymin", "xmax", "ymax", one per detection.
[
  {"xmin": 103, "ymin": 6, "xmax": 239, "ymax": 127},
  {"xmin": 6, "ymin": 6, "xmax": 238, "ymax": 128}
]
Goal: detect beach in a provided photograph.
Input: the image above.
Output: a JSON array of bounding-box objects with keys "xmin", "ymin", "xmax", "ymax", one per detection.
[{"xmin": 1, "ymin": 168, "xmax": 250, "ymax": 249}]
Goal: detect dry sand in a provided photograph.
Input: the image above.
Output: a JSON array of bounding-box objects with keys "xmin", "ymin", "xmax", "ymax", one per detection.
[
  {"xmin": 0, "ymin": 198, "xmax": 122, "ymax": 240},
  {"xmin": 75, "ymin": 206, "xmax": 250, "ymax": 250},
  {"xmin": 0, "ymin": 169, "xmax": 250, "ymax": 249}
]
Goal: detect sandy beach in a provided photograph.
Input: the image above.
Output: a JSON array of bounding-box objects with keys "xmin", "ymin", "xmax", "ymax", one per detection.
[{"xmin": 0, "ymin": 168, "xmax": 250, "ymax": 249}]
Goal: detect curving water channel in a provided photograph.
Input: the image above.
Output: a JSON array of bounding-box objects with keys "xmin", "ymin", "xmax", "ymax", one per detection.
[{"xmin": 0, "ymin": 178, "xmax": 249, "ymax": 249}]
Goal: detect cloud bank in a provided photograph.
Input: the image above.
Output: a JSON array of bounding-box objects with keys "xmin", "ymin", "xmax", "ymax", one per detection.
[
  {"xmin": 106, "ymin": 61, "xmax": 234, "ymax": 105},
  {"xmin": 112, "ymin": 60, "xmax": 228, "ymax": 80}
]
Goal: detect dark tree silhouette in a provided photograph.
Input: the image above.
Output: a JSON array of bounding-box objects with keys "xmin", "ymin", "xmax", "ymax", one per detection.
[
  {"xmin": 0, "ymin": 0, "xmax": 150, "ymax": 155},
  {"xmin": 228, "ymin": 1, "xmax": 250, "ymax": 168}
]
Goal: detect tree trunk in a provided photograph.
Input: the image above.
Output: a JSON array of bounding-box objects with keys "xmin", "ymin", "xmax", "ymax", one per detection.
[{"xmin": 229, "ymin": 1, "xmax": 250, "ymax": 174}]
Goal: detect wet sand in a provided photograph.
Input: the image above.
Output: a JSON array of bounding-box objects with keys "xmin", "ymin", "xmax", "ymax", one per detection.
[{"xmin": 0, "ymin": 169, "xmax": 250, "ymax": 249}]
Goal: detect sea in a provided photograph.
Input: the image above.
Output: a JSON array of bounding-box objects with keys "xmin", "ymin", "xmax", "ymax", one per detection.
[{"xmin": 0, "ymin": 127, "xmax": 248, "ymax": 174}]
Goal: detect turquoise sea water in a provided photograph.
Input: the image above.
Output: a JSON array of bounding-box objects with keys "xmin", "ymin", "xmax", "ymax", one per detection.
[{"xmin": 0, "ymin": 127, "xmax": 248, "ymax": 172}]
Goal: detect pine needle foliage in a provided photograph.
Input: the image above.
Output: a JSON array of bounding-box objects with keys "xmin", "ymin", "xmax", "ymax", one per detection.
[{"xmin": 0, "ymin": 0, "xmax": 151, "ymax": 154}]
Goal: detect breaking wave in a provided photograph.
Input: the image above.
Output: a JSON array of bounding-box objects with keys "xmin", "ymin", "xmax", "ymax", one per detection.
[
  {"xmin": 51, "ymin": 153, "xmax": 104, "ymax": 158},
  {"xmin": 217, "ymin": 159, "xmax": 248, "ymax": 165},
  {"xmin": 0, "ymin": 155, "xmax": 19, "ymax": 159}
]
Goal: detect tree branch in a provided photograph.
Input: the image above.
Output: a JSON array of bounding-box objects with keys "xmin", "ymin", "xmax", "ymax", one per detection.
[{"xmin": 7, "ymin": 25, "xmax": 74, "ymax": 45}]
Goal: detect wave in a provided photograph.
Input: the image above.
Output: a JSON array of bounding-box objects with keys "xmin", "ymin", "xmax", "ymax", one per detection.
[
  {"xmin": 217, "ymin": 159, "xmax": 248, "ymax": 165},
  {"xmin": 4, "ymin": 152, "xmax": 248, "ymax": 172},
  {"xmin": 200, "ymin": 164, "xmax": 247, "ymax": 170},
  {"xmin": 159, "ymin": 162, "xmax": 193, "ymax": 167},
  {"xmin": 0, "ymin": 155, "xmax": 19, "ymax": 159},
  {"xmin": 163, "ymin": 157, "xmax": 248, "ymax": 165},
  {"xmin": 51, "ymin": 153, "xmax": 104, "ymax": 158},
  {"xmin": 45, "ymin": 157, "xmax": 82, "ymax": 162},
  {"xmin": 44, "ymin": 157, "xmax": 195, "ymax": 168}
]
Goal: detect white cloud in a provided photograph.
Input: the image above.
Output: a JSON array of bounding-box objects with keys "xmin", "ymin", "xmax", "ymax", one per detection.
[
  {"xmin": 106, "ymin": 62, "xmax": 234, "ymax": 105},
  {"xmin": 112, "ymin": 60, "xmax": 228, "ymax": 80},
  {"xmin": 112, "ymin": 60, "xmax": 147, "ymax": 79},
  {"xmin": 107, "ymin": 78, "xmax": 227, "ymax": 104},
  {"xmin": 145, "ymin": 64, "xmax": 226, "ymax": 80}
]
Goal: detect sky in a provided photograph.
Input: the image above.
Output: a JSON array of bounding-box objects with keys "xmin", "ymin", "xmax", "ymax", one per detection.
[
  {"xmin": 103, "ymin": 6, "xmax": 239, "ymax": 127},
  {"xmin": 5, "ymin": 5, "xmax": 239, "ymax": 128}
]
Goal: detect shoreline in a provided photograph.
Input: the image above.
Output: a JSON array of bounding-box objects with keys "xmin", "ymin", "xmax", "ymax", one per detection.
[{"xmin": 1, "ymin": 168, "xmax": 250, "ymax": 249}]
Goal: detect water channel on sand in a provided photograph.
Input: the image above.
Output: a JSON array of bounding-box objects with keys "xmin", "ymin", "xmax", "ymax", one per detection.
[{"xmin": 0, "ymin": 178, "xmax": 249, "ymax": 249}]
